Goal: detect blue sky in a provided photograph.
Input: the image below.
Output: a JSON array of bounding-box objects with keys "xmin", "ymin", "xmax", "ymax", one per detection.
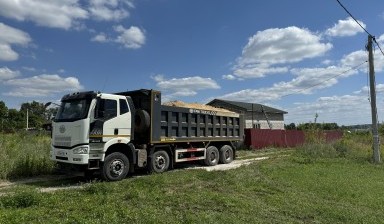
[{"xmin": 0, "ymin": 0, "xmax": 384, "ymax": 125}]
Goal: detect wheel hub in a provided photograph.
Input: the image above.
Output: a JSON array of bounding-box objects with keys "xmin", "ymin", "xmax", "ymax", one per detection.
[
  {"xmin": 155, "ymin": 156, "xmax": 165, "ymax": 169},
  {"xmin": 225, "ymin": 150, "xmax": 230, "ymax": 159},
  {"xmin": 110, "ymin": 159, "xmax": 124, "ymax": 176},
  {"xmin": 210, "ymin": 152, "xmax": 216, "ymax": 162}
]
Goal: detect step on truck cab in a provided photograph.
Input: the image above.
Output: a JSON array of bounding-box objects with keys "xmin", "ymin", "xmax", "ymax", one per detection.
[{"xmin": 50, "ymin": 89, "xmax": 244, "ymax": 181}]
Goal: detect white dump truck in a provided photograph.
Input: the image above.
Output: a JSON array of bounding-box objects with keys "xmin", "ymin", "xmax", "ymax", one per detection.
[{"xmin": 50, "ymin": 89, "xmax": 244, "ymax": 181}]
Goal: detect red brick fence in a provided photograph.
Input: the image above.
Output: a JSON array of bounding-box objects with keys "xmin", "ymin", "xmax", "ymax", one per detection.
[{"xmin": 244, "ymin": 129, "xmax": 343, "ymax": 149}]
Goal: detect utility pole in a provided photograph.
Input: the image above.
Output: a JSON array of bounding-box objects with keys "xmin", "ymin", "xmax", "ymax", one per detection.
[
  {"xmin": 26, "ymin": 108, "xmax": 29, "ymax": 130},
  {"xmin": 252, "ymin": 104, "xmax": 254, "ymax": 128},
  {"xmin": 367, "ymin": 35, "xmax": 381, "ymax": 163}
]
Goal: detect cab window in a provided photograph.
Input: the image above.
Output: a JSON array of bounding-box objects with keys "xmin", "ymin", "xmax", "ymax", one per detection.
[
  {"xmin": 119, "ymin": 99, "xmax": 129, "ymax": 115},
  {"xmin": 95, "ymin": 99, "xmax": 117, "ymax": 120}
]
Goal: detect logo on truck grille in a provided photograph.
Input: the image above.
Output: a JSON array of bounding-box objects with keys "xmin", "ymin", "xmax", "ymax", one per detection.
[{"xmin": 59, "ymin": 125, "xmax": 66, "ymax": 133}]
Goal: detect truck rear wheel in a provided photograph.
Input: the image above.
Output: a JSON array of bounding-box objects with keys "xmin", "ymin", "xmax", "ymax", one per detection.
[
  {"xmin": 219, "ymin": 145, "xmax": 234, "ymax": 164},
  {"xmin": 150, "ymin": 150, "xmax": 170, "ymax": 173},
  {"xmin": 204, "ymin": 146, "xmax": 219, "ymax": 166},
  {"xmin": 101, "ymin": 152, "xmax": 130, "ymax": 181}
]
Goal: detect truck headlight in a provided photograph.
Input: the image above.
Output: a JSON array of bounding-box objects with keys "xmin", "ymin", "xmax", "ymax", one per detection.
[{"xmin": 73, "ymin": 146, "xmax": 89, "ymax": 154}]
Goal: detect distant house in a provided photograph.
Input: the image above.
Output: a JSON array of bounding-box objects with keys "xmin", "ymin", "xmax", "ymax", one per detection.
[{"xmin": 207, "ymin": 99, "xmax": 287, "ymax": 130}]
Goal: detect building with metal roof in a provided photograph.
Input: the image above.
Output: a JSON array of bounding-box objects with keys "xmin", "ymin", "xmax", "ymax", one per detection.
[{"xmin": 207, "ymin": 99, "xmax": 287, "ymax": 130}]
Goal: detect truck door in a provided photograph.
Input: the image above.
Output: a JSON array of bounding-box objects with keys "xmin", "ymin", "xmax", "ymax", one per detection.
[{"xmin": 91, "ymin": 96, "xmax": 132, "ymax": 143}]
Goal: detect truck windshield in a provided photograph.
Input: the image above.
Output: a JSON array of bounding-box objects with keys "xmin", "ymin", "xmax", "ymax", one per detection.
[{"xmin": 55, "ymin": 99, "xmax": 90, "ymax": 122}]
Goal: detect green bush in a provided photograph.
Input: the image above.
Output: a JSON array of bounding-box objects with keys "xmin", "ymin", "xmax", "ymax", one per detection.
[{"xmin": 0, "ymin": 189, "xmax": 41, "ymax": 209}]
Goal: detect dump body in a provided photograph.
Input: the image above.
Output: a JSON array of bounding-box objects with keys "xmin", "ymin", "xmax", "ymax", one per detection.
[{"xmin": 115, "ymin": 89, "xmax": 244, "ymax": 144}]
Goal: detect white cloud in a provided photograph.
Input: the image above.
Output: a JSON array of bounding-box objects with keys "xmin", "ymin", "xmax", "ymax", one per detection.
[
  {"xmin": 378, "ymin": 34, "xmax": 384, "ymax": 43},
  {"xmin": 233, "ymin": 65, "xmax": 289, "ymax": 79},
  {"xmin": 218, "ymin": 65, "xmax": 359, "ymax": 103},
  {"xmin": 216, "ymin": 89, "xmax": 281, "ymax": 103},
  {"xmin": 152, "ymin": 75, "xmax": 220, "ymax": 99},
  {"xmin": 22, "ymin": 67, "xmax": 37, "ymax": 72},
  {"xmin": 290, "ymin": 66, "xmax": 357, "ymax": 87},
  {"xmin": 0, "ymin": 44, "xmax": 19, "ymax": 61},
  {"xmin": 0, "ymin": 67, "xmax": 20, "ymax": 81},
  {"xmin": 340, "ymin": 49, "xmax": 384, "ymax": 72},
  {"xmin": 325, "ymin": 17, "xmax": 365, "ymax": 37},
  {"xmin": 322, "ymin": 59, "xmax": 333, "ymax": 65},
  {"xmin": 230, "ymin": 26, "xmax": 332, "ymax": 79},
  {"xmin": 222, "ymin": 74, "xmax": 236, "ymax": 80},
  {"xmin": 0, "ymin": 0, "xmax": 88, "ymax": 29},
  {"xmin": 89, "ymin": 0, "xmax": 133, "ymax": 21},
  {"xmin": 91, "ymin": 33, "xmax": 109, "ymax": 42},
  {"xmin": 114, "ymin": 25, "xmax": 146, "ymax": 49},
  {"xmin": 354, "ymin": 84, "xmax": 384, "ymax": 95},
  {"xmin": 4, "ymin": 74, "xmax": 84, "ymax": 97},
  {"xmin": 0, "ymin": 23, "xmax": 31, "ymax": 61},
  {"xmin": 240, "ymin": 27, "xmax": 332, "ymax": 64},
  {"xmin": 0, "ymin": 0, "xmax": 135, "ymax": 30},
  {"xmin": 217, "ymin": 50, "xmax": 368, "ymax": 103},
  {"xmin": 285, "ymin": 94, "xmax": 374, "ymax": 125},
  {"xmin": 376, "ymin": 84, "xmax": 384, "ymax": 93},
  {"xmin": 92, "ymin": 25, "xmax": 146, "ymax": 49},
  {"xmin": 340, "ymin": 50, "xmax": 366, "ymax": 67}
]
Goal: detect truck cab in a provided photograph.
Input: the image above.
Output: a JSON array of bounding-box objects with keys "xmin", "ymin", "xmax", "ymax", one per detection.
[{"xmin": 51, "ymin": 91, "xmax": 135, "ymax": 180}]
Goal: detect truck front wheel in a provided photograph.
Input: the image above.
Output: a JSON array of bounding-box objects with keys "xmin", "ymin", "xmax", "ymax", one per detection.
[
  {"xmin": 204, "ymin": 146, "xmax": 219, "ymax": 166},
  {"xmin": 150, "ymin": 150, "xmax": 170, "ymax": 173},
  {"xmin": 101, "ymin": 152, "xmax": 130, "ymax": 181}
]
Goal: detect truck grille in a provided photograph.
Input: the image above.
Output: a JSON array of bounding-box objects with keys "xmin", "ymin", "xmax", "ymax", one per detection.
[{"xmin": 54, "ymin": 136, "xmax": 72, "ymax": 147}]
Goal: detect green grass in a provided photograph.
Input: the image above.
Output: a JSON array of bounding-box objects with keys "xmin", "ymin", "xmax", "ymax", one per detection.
[
  {"xmin": 1, "ymin": 134, "xmax": 384, "ymax": 223},
  {"xmin": 1, "ymin": 132, "xmax": 384, "ymax": 223},
  {"xmin": 0, "ymin": 132, "xmax": 55, "ymax": 179}
]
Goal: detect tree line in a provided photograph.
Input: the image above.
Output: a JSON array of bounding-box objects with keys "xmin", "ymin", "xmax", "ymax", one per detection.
[
  {"xmin": 0, "ymin": 100, "xmax": 57, "ymax": 132},
  {"xmin": 285, "ymin": 122, "xmax": 340, "ymax": 130}
]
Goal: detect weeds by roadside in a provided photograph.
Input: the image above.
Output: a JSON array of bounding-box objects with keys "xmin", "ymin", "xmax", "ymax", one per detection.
[
  {"xmin": 0, "ymin": 133, "xmax": 55, "ymax": 180},
  {"xmin": 294, "ymin": 131, "xmax": 378, "ymax": 164}
]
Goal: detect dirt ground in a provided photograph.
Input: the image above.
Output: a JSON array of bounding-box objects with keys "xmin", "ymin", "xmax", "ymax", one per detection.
[{"xmin": 0, "ymin": 157, "xmax": 269, "ymax": 194}]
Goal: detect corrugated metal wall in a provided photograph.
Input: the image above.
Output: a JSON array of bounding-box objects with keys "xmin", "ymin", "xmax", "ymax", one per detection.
[{"xmin": 244, "ymin": 129, "xmax": 343, "ymax": 149}]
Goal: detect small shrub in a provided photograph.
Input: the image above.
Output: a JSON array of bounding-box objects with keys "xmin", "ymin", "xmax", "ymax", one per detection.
[
  {"xmin": 0, "ymin": 190, "xmax": 41, "ymax": 209},
  {"xmin": 303, "ymin": 129, "xmax": 326, "ymax": 144},
  {"xmin": 333, "ymin": 137, "xmax": 372, "ymax": 162},
  {"xmin": 84, "ymin": 182, "xmax": 109, "ymax": 195},
  {"xmin": 295, "ymin": 143, "xmax": 338, "ymax": 163},
  {"xmin": 333, "ymin": 140, "xmax": 348, "ymax": 157}
]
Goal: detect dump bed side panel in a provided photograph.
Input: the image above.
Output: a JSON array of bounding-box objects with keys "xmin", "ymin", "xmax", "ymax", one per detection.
[
  {"xmin": 151, "ymin": 105, "xmax": 243, "ymax": 143},
  {"xmin": 116, "ymin": 89, "xmax": 244, "ymax": 144}
]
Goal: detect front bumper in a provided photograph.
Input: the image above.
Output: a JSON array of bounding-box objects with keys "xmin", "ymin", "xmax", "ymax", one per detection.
[{"xmin": 51, "ymin": 145, "xmax": 91, "ymax": 165}]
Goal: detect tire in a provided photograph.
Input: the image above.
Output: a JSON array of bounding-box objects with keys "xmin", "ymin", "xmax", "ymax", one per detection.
[
  {"xmin": 135, "ymin": 109, "xmax": 150, "ymax": 133},
  {"xmin": 150, "ymin": 150, "xmax": 170, "ymax": 173},
  {"xmin": 219, "ymin": 145, "xmax": 234, "ymax": 164},
  {"xmin": 204, "ymin": 146, "xmax": 219, "ymax": 166},
  {"xmin": 101, "ymin": 152, "xmax": 130, "ymax": 181}
]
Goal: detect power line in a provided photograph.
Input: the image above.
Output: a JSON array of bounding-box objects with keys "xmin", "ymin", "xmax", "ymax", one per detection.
[
  {"xmin": 335, "ymin": 0, "xmax": 371, "ymax": 36},
  {"xmin": 373, "ymin": 37, "xmax": 384, "ymax": 57},
  {"xmin": 335, "ymin": 0, "xmax": 384, "ymax": 57},
  {"xmin": 282, "ymin": 61, "xmax": 368, "ymax": 98}
]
